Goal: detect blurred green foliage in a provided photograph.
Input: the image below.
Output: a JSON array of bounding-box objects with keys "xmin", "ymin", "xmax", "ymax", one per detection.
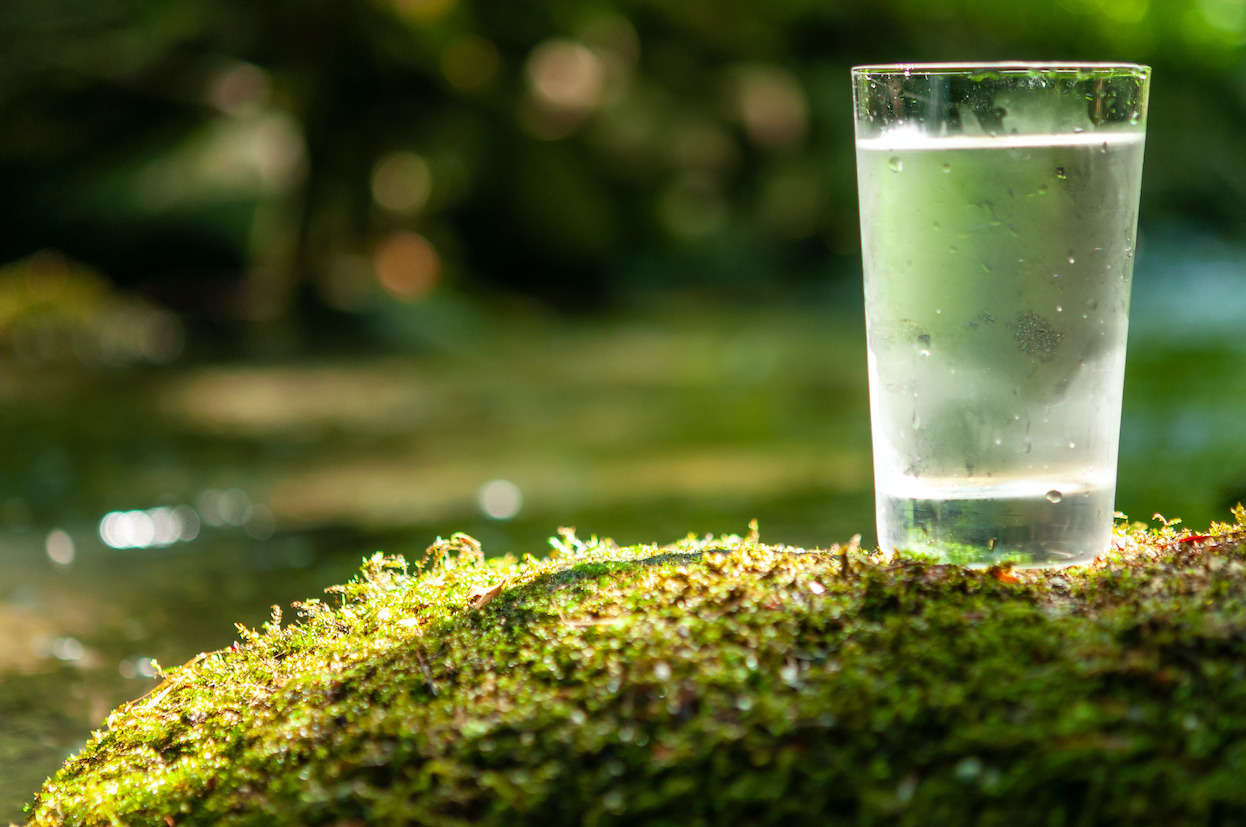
[{"xmin": 3, "ymin": 0, "xmax": 1246, "ymax": 330}]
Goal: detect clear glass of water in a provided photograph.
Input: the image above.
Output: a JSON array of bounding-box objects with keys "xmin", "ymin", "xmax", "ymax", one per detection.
[{"xmin": 852, "ymin": 63, "xmax": 1150, "ymax": 567}]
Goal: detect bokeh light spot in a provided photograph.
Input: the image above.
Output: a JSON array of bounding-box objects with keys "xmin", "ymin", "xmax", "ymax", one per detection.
[
  {"xmin": 374, "ymin": 232, "xmax": 442, "ymax": 300},
  {"xmin": 1199, "ymin": 0, "xmax": 1246, "ymax": 38},
  {"xmin": 526, "ymin": 39, "xmax": 606, "ymax": 114},
  {"xmin": 45, "ymin": 529, "xmax": 74, "ymax": 567},
  {"xmin": 51, "ymin": 637, "xmax": 84, "ymax": 662},
  {"xmin": 99, "ymin": 504, "xmax": 205, "ymax": 549},
  {"xmin": 478, "ymin": 479, "xmax": 523, "ymax": 520},
  {"xmin": 733, "ymin": 65, "xmax": 808, "ymax": 150},
  {"xmin": 208, "ymin": 62, "xmax": 271, "ymax": 116},
  {"xmin": 372, "ymin": 151, "xmax": 433, "ymax": 213}
]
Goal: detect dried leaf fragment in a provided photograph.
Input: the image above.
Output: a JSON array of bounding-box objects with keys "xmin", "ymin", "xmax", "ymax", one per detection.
[
  {"xmin": 467, "ymin": 578, "xmax": 507, "ymax": 610},
  {"xmin": 988, "ymin": 564, "xmax": 1020, "ymax": 584}
]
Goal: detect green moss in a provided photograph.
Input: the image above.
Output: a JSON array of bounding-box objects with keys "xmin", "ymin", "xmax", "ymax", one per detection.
[{"xmin": 22, "ymin": 511, "xmax": 1246, "ymax": 825}]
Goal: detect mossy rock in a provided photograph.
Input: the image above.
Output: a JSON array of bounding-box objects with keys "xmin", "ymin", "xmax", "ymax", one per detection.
[{"xmin": 23, "ymin": 512, "xmax": 1246, "ymax": 826}]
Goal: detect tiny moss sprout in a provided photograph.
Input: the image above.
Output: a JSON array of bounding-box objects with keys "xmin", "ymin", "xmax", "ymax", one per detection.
[{"xmin": 22, "ymin": 508, "xmax": 1246, "ymax": 825}]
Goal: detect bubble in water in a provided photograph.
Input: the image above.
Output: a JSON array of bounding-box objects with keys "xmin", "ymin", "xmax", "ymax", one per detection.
[
  {"xmin": 888, "ymin": 157, "xmax": 903, "ymax": 172},
  {"xmin": 993, "ymin": 437, "xmax": 1002, "ymax": 446},
  {"xmin": 1046, "ymin": 490, "xmax": 1063, "ymax": 504},
  {"xmin": 1056, "ymin": 305, "xmax": 1063, "ymax": 313}
]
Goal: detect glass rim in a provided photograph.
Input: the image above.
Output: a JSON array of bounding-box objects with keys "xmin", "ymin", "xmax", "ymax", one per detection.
[{"xmin": 851, "ymin": 61, "xmax": 1149, "ymax": 77}]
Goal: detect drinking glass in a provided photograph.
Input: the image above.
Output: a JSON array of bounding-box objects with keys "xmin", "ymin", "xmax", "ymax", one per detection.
[{"xmin": 852, "ymin": 63, "xmax": 1150, "ymax": 567}]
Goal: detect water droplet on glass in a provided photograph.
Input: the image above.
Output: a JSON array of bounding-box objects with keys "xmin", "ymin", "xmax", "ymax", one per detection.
[
  {"xmin": 1037, "ymin": 184, "xmax": 1048, "ymax": 195},
  {"xmin": 888, "ymin": 156, "xmax": 903, "ymax": 172},
  {"xmin": 941, "ymin": 163, "xmax": 951, "ymax": 173},
  {"xmin": 948, "ymin": 245, "xmax": 958, "ymax": 253},
  {"xmin": 1046, "ymin": 490, "xmax": 1063, "ymax": 504},
  {"xmin": 932, "ymin": 221, "xmax": 941, "ymax": 230}
]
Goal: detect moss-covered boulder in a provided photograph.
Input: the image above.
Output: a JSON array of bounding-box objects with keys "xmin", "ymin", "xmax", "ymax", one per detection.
[{"xmin": 23, "ymin": 512, "xmax": 1246, "ymax": 825}]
